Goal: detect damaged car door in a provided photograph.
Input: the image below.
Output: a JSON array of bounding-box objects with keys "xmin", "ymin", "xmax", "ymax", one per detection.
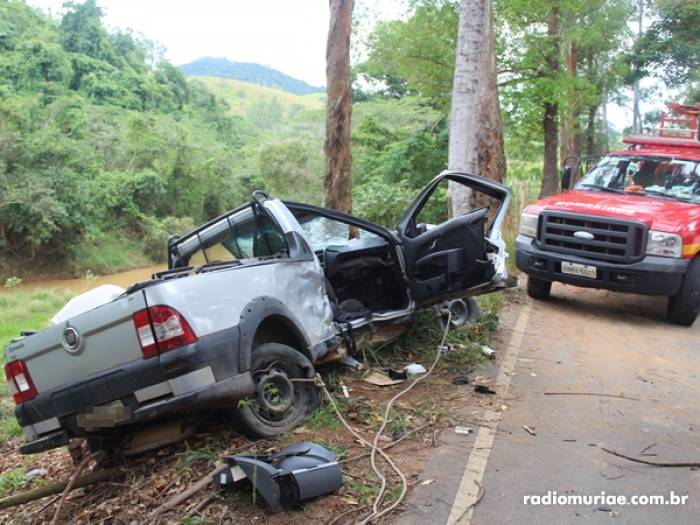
[{"xmin": 397, "ymin": 171, "xmax": 513, "ymax": 304}]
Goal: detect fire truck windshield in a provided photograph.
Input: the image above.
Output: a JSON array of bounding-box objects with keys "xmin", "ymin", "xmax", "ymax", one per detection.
[{"xmin": 576, "ymin": 155, "xmax": 700, "ymax": 203}]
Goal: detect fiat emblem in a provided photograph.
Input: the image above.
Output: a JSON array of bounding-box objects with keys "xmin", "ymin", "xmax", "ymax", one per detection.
[{"xmin": 62, "ymin": 326, "xmax": 81, "ymax": 353}]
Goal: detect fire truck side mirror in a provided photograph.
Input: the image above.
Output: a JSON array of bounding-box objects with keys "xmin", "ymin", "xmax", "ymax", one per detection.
[{"xmin": 561, "ymin": 166, "xmax": 573, "ymax": 192}]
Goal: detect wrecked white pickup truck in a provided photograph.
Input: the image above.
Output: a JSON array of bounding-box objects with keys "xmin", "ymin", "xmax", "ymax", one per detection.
[{"xmin": 4, "ymin": 171, "xmax": 515, "ymax": 455}]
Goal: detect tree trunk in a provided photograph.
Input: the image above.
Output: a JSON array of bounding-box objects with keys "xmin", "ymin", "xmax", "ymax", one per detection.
[
  {"xmin": 632, "ymin": 0, "xmax": 644, "ymax": 133},
  {"xmin": 448, "ymin": 0, "xmax": 488, "ymax": 217},
  {"xmin": 477, "ymin": 2, "xmax": 506, "ymax": 185},
  {"xmin": 539, "ymin": 3, "xmax": 560, "ymax": 198},
  {"xmin": 560, "ymin": 41, "xmax": 580, "ymax": 169},
  {"xmin": 601, "ymin": 89, "xmax": 610, "ymax": 154},
  {"xmin": 324, "ymin": 0, "xmax": 354, "ymax": 214},
  {"xmin": 473, "ymin": 1, "xmax": 506, "ymax": 213},
  {"xmin": 586, "ymin": 103, "xmax": 598, "ymax": 157}
]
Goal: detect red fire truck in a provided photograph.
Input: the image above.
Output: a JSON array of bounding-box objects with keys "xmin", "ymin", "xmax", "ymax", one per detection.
[{"xmin": 516, "ymin": 102, "xmax": 700, "ymax": 325}]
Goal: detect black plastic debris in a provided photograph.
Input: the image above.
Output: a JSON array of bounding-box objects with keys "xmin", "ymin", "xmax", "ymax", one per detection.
[
  {"xmin": 474, "ymin": 385, "xmax": 497, "ymax": 395},
  {"xmin": 214, "ymin": 441, "xmax": 343, "ymax": 511}
]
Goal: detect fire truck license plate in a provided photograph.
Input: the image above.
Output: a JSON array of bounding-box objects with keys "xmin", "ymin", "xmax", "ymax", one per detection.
[{"xmin": 561, "ymin": 261, "xmax": 597, "ymax": 279}]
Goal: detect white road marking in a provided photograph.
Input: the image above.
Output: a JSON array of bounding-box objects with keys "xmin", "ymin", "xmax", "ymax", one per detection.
[{"xmin": 446, "ymin": 301, "xmax": 533, "ymax": 525}]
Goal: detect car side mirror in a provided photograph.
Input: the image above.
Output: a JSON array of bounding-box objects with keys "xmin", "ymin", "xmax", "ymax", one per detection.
[{"xmin": 561, "ymin": 166, "xmax": 573, "ymax": 192}]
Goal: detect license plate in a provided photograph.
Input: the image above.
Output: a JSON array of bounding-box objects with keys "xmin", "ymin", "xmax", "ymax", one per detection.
[{"xmin": 561, "ymin": 261, "xmax": 597, "ymax": 279}]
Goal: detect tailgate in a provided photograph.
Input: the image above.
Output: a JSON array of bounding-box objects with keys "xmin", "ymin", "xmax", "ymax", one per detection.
[{"xmin": 5, "ymin": 291, "xmax": 147, "ymax": 394}]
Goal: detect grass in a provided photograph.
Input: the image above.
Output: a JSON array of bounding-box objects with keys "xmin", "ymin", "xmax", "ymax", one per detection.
[
  {"xmin": 305, "ymin": 402, "xmax": 342, "ymax": 432},
  {"xmin": 195, "ymin": 77, "xmax": 324, "ymax": 118},
  {"xmin": 0, "ymin": 288, "xmax": 74, "ymax": 444},
  {"xmin": 0, "ymin": 467, "xmax": 28, "ymax": 497}
]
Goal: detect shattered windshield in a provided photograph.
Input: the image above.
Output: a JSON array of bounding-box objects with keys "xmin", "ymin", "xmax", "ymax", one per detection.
[{"xmin": 575, "ymin": 155, "xmax": 700, "ymax": 203}]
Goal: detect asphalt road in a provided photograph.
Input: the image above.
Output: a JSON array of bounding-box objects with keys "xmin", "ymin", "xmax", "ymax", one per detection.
[{"xmin": 398, "ymin": 283, "xmax": 700, "ymax": 525}]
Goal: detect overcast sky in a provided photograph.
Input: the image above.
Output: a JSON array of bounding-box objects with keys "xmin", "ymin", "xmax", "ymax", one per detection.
[{"xmin": 28, "ymin": 0, "xmax": 406, "ymax": 88}]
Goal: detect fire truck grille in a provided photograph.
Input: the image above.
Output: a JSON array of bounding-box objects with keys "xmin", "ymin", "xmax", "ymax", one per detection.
[{"xmin": 537, "ymin": 212, "xmax": 647, "ymax": 263}]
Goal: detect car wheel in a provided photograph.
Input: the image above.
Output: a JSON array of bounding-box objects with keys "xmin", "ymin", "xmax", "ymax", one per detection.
[
  {"xmin": 667, "ymin": 258, "xmax": 700, "ymax": 326},
  {"xmin": 526, "ymin": 276, "xmax": 552, "ymax": 299},
  {"xmin": 231, "ymin": 343, "xmax": 318, "ymax": 438}
]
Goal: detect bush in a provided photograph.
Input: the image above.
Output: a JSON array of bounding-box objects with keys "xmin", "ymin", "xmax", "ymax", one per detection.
[
  {"xmin": 141, "ymin": 215, "xmax": 195, "ymax": 262},
  {"xmin": 353, "ymin": 179, "xmax": 415, "ymax": 227}
]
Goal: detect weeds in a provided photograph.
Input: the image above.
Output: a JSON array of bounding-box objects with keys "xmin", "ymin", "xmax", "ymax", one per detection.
[
  {"xmin": 347, "ymin": 480, "xmax": 379, "ymax": 503},
  {"xmin": 179, "ymin": 446, "xmax": 221, "ymax": 470},
  {"xmin": 305, "ymin": 402, "xmax": 341, "ymax": 432},
  {"xmin": 0, "ymin": 467, "xmax": 28, "ymax": 497},
  {"xmin": 3, "ymin": 277, "xmax": 22, "ymax": 289}
]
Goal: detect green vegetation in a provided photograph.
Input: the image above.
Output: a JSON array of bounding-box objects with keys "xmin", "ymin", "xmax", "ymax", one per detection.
[
  {"xmin": 197, "ymin": 77, "xmax": 324, "ymax": 117},
  {"xmin": 0, "ymin": 467, "xmax": 28, "ymax": 497},
  {"xmin": 0, "ymin": 0, "xmax": 318, "ymax": 279}
]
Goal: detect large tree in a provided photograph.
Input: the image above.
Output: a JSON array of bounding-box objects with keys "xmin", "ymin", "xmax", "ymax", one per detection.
[
  {"xmin": 324, "ymin": 0, "xmax": 354, "ymax": 214},
  {"xmin": 447, "ymin": 0, "xmax": 508, "ymax": 215},
  {"xmin": 361, "ymin": 0, "xmax": 506, "ymax": 202}
]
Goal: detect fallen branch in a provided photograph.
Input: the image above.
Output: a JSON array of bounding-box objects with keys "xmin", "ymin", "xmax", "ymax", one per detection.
[
  {"xmin": 150, "ymin": 465, "xmax": 225, "ymax": 520},
  {"xmin": 601, "ymin": 448, "xmax": 700, "ymax": 468},
  {"xmin": 544, "ymin": 392, "xmax": 639, "ymax": 401},
  {"xmin": 0, "ymin": 468, "xmax": 118, "ymax": 510},
  {"xmin": 182, "ymin": 494, "xmax": 215, "ymax": 520},
  {"xmin": 51, "ymin": 452, "xmax": 102, "ymax": 525}
]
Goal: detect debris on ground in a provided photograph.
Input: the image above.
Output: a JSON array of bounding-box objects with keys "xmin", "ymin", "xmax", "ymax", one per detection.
[
  {"xmin": 455, "ymin": 426, "xmax": 474, "ymax": 435},
  {"xmin": 363, "ymin": 370, "xmax": 405, "ymax": 386},
  {"xmin": 341, "ymin": 356, "xmax": 364, "ymax": 370},
  {"xmin": 522, "ymin": 425, "xmax": 537, "ymax": 436},
  {"xmin": 452, "ymin": 368, "xmax": 472, "ymax": 385},
  {"xmin": 216, "ymin": 442, "xmax": 343, "ymax": 511},
  {"xmin": 25, "ymin": 468, "xmax": 47, "ymax": 480},
  {"xmin": 387, "ymin": 368, "xmax": 408, "ymax": 380},
  {"xmin": 474, "ymin": 385, "xmax": 497, "ymax": 395},
  {"xmin": 480, "ymin": 345, "xmax": 496, "ymax": 359},
  {"xmin": 405, "ymin": 363, "xmax": 428, "ymax": 375}
]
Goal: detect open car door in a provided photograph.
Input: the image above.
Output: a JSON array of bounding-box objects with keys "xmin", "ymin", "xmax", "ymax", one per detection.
[{"xmin": 397, "ymin": 171, "xmax": 514, "ymax": 305}]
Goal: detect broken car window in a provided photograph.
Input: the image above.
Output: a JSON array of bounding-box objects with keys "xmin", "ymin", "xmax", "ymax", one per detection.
[
  {"xmin": 294, "ymin": 213, "xmax": 380, "ymax": 252},
  {"xmin": 188, "ymin": 207, "xmax": 288, "ymax": 266}
]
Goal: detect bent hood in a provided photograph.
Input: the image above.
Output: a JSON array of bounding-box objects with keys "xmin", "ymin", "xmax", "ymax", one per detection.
[{"xmin": 527, "ymin": 190, "xmax": 700, "ymax": 235}]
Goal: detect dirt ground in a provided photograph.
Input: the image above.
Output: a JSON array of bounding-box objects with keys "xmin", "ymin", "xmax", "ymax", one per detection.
[{"xmin": 0, "ymin": 297, "xmax": 511, "ymax": 525}]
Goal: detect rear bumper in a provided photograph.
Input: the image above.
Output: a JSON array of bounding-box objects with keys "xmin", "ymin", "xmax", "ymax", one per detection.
[
  {"xmin": 516, "ymin": 235, "xmax": 688, "ymax": 296},
  {"xmin": 17, "ymin": 326, "xmax": 256, "ymax": 454},
  {"xmin": 19, "ymin": 371, "xmax": 254, "ymax": 454}
]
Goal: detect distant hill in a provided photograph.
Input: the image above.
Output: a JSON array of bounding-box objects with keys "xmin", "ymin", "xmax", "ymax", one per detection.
[
  {"xmin": 180, "ymin": 58, "xmax": 323, "ymax": 96},
  {"xmin": 194, "ymin": 77, "xmax": 324, "ymax": 117}
]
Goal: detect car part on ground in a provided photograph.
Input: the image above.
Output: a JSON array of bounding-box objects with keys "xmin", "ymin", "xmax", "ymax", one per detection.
[{"xmin": 214, "ymin": 441, "xmax": 342, "ymax": 511}]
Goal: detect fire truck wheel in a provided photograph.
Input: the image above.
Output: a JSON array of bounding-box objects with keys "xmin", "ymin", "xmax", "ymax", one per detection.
[{"xmin": 667, "ymin": 257, "xmax": 700, "ymax": 327}]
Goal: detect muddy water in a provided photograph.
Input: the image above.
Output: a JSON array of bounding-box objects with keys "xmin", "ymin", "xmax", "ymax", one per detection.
[{"xmin": 10, "ymin": 265, "xmax": 165, "ymax": 294}]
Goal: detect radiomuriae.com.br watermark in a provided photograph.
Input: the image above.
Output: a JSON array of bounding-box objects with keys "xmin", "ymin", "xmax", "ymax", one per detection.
[{"xmin": 524, "ymin": 490, "xmax": 689, "ymax": 506}]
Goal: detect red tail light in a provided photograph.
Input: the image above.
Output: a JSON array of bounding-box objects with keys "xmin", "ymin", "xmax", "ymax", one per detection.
[
  {"xmin": 4, "ymin": 360, "xmax": 37, "ymax": 404},
  {"xmin": 132, "ymin": 305, "xmax": 197, "ymax": 358}
]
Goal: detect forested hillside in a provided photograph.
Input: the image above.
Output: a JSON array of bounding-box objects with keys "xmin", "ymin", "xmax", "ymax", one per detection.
[
  {"xmin": 180, "ymin": 57, "xmax": 323, "ymax": 95},
  {"xmin": 0, "ymin": 1, "xmax": 332, "ymax": 278},
  {"xmin": 0, "ymin": 1, "xmax": 454, "ymax": 279}
]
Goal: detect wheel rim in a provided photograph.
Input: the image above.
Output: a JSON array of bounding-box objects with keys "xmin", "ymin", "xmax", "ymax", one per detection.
[{"xmin": 251, "ymin": 363, "xmax": 299, "ymax": 424}]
